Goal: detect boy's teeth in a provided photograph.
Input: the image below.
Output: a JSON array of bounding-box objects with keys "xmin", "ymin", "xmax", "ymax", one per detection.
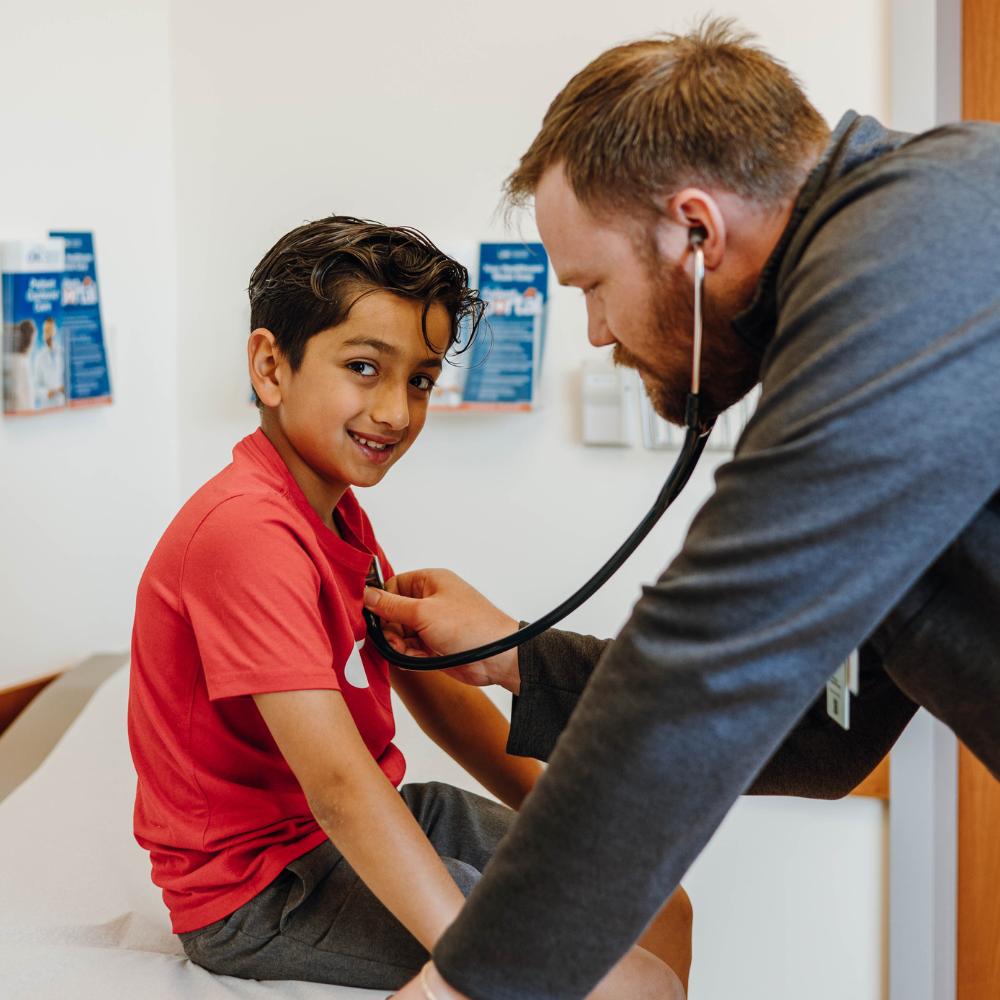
[{"xmin": 352, "ymin": 433, "xmax": 387, "ymax": 451}]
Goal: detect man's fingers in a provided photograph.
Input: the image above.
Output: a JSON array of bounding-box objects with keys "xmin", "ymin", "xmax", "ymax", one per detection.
[
  {"xmin": 382, "ymin": 629, "xmax": 407, "ymax": 653},
  {"xmin": 364, "ymin": 586, "xmax": 425, "ymax": 628}
]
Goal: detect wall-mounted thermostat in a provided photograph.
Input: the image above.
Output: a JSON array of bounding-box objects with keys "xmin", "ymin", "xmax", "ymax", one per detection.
[{"xmin": 581, "ymin": 360, "xmax": 636, "ymax": 446}]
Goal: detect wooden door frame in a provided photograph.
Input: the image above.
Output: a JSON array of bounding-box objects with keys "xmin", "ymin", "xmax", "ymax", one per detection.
[{"xmin": 955, "ymin": 4, "xmax": 1000, "ymax": 997}]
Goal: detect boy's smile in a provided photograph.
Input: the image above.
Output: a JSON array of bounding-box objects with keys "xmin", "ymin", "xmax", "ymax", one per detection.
[{"xmin": 249, "ymin": 291, "xmax": 449, "ymax": 530}]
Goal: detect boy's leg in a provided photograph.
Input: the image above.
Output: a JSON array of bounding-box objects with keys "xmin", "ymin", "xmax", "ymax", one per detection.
[
  {"xmin": 180, "ymin": 784, "xmax": 514, "ymax": 991},
  {"xmin": 398, "ymin": 781, "xmax": 515, "ymax": 872}
]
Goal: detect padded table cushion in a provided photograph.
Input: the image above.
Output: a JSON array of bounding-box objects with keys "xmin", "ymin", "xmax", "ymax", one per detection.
[{"xmin": 0, "ymin": 664, "xmax": 385, "ymax": 999}]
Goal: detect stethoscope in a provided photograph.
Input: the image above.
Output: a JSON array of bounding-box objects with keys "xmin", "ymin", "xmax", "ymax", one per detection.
[{"xmin": 364, "ymin": 228, "xmax": 713, "ymax": 670}]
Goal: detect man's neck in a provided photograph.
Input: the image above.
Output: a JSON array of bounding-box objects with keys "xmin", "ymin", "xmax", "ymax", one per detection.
[
  {"xmin": 259, "ymin": 414, "xmax": 347, "ymax": 533},
  {"xmin": 716, "ymin": 152, "xmax": 823, "ymax": 300}
]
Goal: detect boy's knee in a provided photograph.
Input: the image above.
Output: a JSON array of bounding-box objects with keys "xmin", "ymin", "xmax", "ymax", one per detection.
[
  {"xmin": 668, "ymin": 885, "xmax": 693, "ymax": 928},
  {"xmin": 591, "ymin": 946, "xmax": 685, "ymax": 1000}
]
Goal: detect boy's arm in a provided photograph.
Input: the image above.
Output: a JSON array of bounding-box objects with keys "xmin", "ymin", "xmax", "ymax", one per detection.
[
  {"xmin": 253, "ymin": 688, "xmax": 466, "ymax": 951},
  {"xmin": 389, "ymin": 667, "xmax": 543, "ymax": 810}
]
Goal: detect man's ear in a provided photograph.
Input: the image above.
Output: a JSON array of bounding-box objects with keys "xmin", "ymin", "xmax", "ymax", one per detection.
[
  {"xmin": 665, "ymin": 188, "xmax": 727, "ymax": 269},
  {"xmin": 248, "ymin": 328, "xmax": 283, "ymax": 408}
]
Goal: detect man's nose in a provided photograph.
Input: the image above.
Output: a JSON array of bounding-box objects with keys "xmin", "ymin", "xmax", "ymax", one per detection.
[{"xmin": 587, "ymin": 302, "xmax": 615, "ymax": 347}]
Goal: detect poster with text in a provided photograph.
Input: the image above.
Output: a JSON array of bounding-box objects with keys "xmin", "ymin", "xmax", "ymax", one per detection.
[
  {"xmin": 461, "ymin": 242, "xmax": 548, "ymax": 410},
  {"xmin": 50, "ymin": 231, "xmax": 112, "ymax": 408}
]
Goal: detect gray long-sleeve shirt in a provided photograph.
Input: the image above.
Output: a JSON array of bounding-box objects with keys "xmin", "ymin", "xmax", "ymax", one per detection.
[{"xmin": 434, "ymin": 112, "xmax": 1000, "ymax": 1000}]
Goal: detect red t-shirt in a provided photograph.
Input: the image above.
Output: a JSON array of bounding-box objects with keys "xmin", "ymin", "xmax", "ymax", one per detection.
[{"xmin": 128, "ymin": 429, "xmax": 403, "ymax": 934}]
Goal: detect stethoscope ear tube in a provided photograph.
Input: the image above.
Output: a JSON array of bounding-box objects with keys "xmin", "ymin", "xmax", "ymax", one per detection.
[{"xmin": 364, "ymin": 230, "xmax": 712, "ymax": 670}]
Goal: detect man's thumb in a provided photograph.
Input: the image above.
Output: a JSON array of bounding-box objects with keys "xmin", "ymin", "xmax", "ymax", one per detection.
[{"xmin": 363, "ymin": 587, "xmax": 423, "ymax": 627}]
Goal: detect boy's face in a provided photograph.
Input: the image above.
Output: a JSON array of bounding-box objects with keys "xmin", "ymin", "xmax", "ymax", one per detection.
[{"xmin": 259, "ymin": 291, "xmax": 448, "ymax": 492}]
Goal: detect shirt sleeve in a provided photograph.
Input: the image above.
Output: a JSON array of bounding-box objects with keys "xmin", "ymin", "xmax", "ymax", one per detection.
[
  {"xmin": 434, "ymin": 156, "xmax": 1000, "ymax": 1000},
  {"xmin": 181, "ymin": 494, "xmax": 339, "ymax": 700},
  {"xmin": 507, "ymin": 627, "xmax": 612, "ymax": 760}
]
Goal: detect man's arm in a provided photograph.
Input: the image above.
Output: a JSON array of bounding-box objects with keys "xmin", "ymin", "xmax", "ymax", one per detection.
[
  {"xmin": 417, "ymin": 161, "xmax": 1000, "ymax": 999},
  {"xmin": 506, "ymin": 628, "xmax": 612, "ymax": 760},
  {"xmin": 389, "ymin": 667, "xmax": 543, "ymax": 810},
  {"xmin": 253, "ymin": 688, "xmax": 466, "ymax": 951}
]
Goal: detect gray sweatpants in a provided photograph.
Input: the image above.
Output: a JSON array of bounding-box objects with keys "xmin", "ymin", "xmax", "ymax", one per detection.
[{"xmin": 179, "ymin": 783, "xmax": 514, "ymax": 991}]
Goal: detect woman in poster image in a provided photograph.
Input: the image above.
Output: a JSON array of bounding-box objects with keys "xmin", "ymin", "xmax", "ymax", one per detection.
[
  {"xmin": 34, "ymin": 316, "xmax": 65, "ymax": 409},
  {"xmin": 9, "ymin": 319, "xmax": 36, "ymax": 412}
]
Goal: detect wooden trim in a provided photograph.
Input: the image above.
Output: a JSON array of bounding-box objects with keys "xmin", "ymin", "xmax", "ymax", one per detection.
[
  {"xmin": 0, "ymin": 673, "xmax": 63, "ymax": 739},
  {"xmin": 850, "ymin": 753, "xmax": 890, "ymax": 800},
  {"xmin": 957, "ymin": 745, "xmax": 1000, "ymax": 999},
  {"xmin": 963, "ymin": 0, "xmax": 1000, "ymax": 119},
  {"xmin": 958, "ymin": 6, "xmax": 1000, "ymax": 994}
]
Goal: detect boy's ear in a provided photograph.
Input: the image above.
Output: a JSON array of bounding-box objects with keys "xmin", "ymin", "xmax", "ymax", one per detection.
[{"xmin": 248, "ymin": 328, "xmax": 283, "ymax": 408}]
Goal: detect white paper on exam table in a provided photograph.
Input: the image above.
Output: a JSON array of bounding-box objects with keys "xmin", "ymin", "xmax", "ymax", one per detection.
[{"xmin": 0, "ymin": 664, "xmax": 386, "ymax": 1000}]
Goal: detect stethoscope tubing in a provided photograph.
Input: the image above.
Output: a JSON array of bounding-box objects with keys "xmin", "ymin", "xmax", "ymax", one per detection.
[{"xmin": 364, "ymin": 422, "xmax": 712, "ymax": 669}]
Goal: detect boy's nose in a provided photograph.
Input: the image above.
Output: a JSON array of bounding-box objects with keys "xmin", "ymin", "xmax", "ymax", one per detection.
[{"xmin": 370, "ymin": 385, "xmax": 409, "ymax": 429}]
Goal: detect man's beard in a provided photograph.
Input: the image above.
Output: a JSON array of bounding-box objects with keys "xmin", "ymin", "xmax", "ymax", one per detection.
[{"xmin": 613, "ymin": 258, "xmax": 761, "ymax": 427}]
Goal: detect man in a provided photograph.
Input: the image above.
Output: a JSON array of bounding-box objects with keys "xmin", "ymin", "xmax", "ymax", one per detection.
[
  {"xmin": 371, "ymin": 21, "xmax": 1000, "ymax": 1000},
  {"xmin": 34, "ymin": 316, "xmax": 65, "ymax": 409}
]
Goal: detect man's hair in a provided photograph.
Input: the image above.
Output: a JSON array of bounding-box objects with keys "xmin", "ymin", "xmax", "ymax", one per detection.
[
  {"xmin": 249, "ymin": 216, "xmax": 485, "ymax": 373},
  {"xmin": 503, "ymin": 18, "xmax": 830, "ymax": 219}
]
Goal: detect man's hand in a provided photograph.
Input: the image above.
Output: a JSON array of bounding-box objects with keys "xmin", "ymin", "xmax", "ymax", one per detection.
[
  {"xmin": 363, "ymin": 569, "xmax": 521, "ymax": 694},
  {"xmin": 392, "ymin": 961, "xmax": 470, "ymax": 1000}
]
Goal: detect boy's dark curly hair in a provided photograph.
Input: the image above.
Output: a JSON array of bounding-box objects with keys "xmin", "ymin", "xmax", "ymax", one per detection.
[{"xmin": 249, "ymin": 215, "xmax": 485, "ymax": 374}]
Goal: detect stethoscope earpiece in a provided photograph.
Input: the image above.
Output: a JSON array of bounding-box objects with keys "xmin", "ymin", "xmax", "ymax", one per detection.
[{"xmin": 688, "ymin": 226, "xmax": 708, "ymax": 249}]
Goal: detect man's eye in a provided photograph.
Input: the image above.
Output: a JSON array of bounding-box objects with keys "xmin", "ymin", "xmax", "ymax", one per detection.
[
  {"xmin": 347, "ymin": 361, "xmax": 377, "ymax": 376},
  {"xmin": 410, "ymin": 374, "xmax": 435, "ymax": 391}
]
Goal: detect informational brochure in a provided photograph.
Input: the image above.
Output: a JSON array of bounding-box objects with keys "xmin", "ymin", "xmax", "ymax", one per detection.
[
  {"xmin": 459, "ymin": 242, "xmax": 549, "ymax": 411},
  {"xmin": 2, "ymin": 238, "xmax": 68, "ymax": 415},
  {"xmin": 2, "ymin": 232, "xmax": 112, "ymax": 416},
  {"xmin": 50, "ymin": 232, "xmax": 112, "ymax": 408}
]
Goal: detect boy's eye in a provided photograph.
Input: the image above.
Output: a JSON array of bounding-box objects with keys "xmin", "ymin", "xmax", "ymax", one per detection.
[
  {"xmin": 410, "ymin": 374, "xmax": 435, "ymax": 392},
  {"xmin": 347, "ymin": 361, "xmax": 378, "ymax": 377}
]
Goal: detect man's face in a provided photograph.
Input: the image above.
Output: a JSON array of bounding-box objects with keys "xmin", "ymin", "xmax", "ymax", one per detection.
[
  {"xmin": 43, "ymin": 320, "xmax": 55, "ymax": 347},
  {"xmin": 534, "ymin": 165, "xmax": 760, "ymax": 425},
  {"xmin": 270, "ymin": 291, "xmax": 447, "ymax": 492}
]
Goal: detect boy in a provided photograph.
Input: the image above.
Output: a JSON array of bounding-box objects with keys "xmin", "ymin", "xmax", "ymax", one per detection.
[{"xmin": 129, "ymin": 217, "xmax": 684, "ymax": 997}]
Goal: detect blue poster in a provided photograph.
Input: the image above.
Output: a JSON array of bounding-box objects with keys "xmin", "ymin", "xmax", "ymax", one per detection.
[
  {"xmin": 462, "ymin": 243, "xmax": 548, "ymax": 409},
  {"xmin": 2, "ymin": 239, "xmax": 67, "ymax": 415},
  {"xmin": 50, "ymin": 232, "xmax": 112, "ymax": 407}
]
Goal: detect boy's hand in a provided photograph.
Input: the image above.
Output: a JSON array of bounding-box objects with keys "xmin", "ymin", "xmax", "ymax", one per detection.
[{"xmin": 363, "ymin": 569, "xmax": 521, "ymax": 694}]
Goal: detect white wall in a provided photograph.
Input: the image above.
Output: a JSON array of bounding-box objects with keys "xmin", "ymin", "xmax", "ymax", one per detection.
[
  {"xmin": 170, "ymin": 0, "xmax": 890, "ymax": 504},
  {"xmin": 0, "ymin": 0, "xmax": 180, "ymax": 688}
]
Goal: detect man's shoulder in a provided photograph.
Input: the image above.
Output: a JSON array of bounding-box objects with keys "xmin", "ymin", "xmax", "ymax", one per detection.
[{"xmin": 844, "ymin": 119, "xmax": 1000, "ymax": 199}]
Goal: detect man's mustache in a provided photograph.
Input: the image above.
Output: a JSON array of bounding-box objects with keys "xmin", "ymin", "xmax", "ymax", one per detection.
[{"xmin": 611, "ymin": 341, "xmax": 646, "ymax": 374}]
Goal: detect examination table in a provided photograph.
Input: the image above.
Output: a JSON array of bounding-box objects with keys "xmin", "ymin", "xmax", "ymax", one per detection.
[{"xmin": 0, "ymin": 659, "xmax": 386, "ymax": 999}]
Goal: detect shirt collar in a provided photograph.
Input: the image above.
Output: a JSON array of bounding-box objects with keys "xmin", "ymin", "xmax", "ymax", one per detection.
[{"xmin": 730, "ymin": 111, "xmax": 862, "ymax": 354}]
